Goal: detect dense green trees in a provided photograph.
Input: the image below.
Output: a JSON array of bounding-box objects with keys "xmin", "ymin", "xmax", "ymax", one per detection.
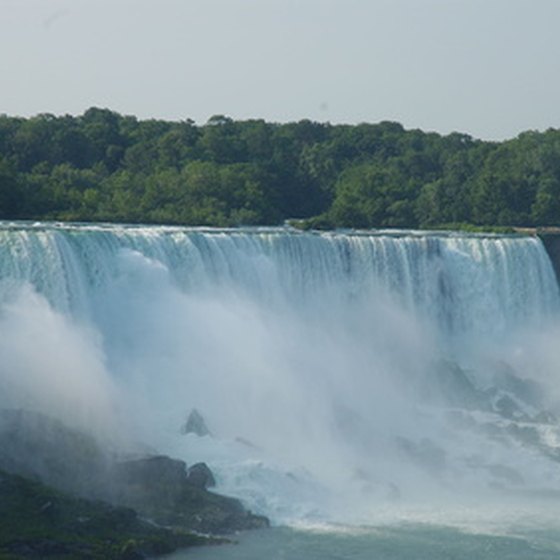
[
  {"xmin": 1, "ymin": 108, "xmax": 560, "ymax": 229},
  {"xmin": 0, "ymin": 156, "xmax": 21, "ymax": 216}
]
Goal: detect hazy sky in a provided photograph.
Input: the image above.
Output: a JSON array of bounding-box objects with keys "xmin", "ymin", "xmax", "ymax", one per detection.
[{"xmin": 1, "ymin": 0, "xmax": 559, "ymax": 140}]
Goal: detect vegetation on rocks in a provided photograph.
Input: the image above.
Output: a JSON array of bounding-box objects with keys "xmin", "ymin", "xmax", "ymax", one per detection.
[
  {"xmin": 0, "ymin": 409, "xmax": 268, "ymax": 559},
  {"xmin": 0, "ymin": 469, "xmax": 218, "ymax": 559}
]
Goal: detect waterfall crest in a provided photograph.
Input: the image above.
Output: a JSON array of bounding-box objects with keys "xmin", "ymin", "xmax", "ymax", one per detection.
[{"xmin": 1, "ymin": 223, "xmax": 557, "ymax": 333}]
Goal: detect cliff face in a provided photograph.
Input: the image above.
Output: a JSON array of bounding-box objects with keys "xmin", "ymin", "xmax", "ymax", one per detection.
[{"xmin": 538, "ymin": 230, "xmax": 560, "ymax": 284}]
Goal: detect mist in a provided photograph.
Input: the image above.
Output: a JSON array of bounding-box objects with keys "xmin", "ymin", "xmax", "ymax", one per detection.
[
  {"xmin": 2, "ymin": 224, "xmax": 560, "ymax": 525},
  {"xmin": 0, "ymin": 284, "xmax": 118, "ymax": 437}
]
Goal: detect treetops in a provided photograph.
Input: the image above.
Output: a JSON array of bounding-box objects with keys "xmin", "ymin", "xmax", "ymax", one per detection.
[{"xmin": 1, "ymin": 108, "xmax": 559, "ymax": 229}]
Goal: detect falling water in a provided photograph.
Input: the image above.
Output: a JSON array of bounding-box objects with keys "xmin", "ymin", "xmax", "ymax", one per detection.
[{"xmin": 1, "ymin": 221, "xmax": 560, "ymax": 526}]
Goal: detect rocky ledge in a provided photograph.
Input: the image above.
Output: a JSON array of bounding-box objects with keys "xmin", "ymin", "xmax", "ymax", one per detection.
[
  {"xmin": 0, "ymin": 409, "xmax": 269, "ymax": 558},
  {"xmin": 113, "ymin": 455, "xmax": 269, "ymax": 535},
  {"xmin": 0, "ymin": 469, "xmax": 222, "ymax": 559}
]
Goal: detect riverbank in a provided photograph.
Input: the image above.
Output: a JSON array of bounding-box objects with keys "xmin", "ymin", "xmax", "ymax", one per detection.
[
  {"xmin": 0, "ymin": 469, "xmax": 221, "ymax": 559},
  {"xmin": 0, "ymin": 409, "xmax": 268, "ymax": 559}
]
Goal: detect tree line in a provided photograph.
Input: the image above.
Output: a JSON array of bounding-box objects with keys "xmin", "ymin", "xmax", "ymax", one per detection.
[{"xmin": 1, "ymin": 107, "xmax": 560, "ymax": 229}]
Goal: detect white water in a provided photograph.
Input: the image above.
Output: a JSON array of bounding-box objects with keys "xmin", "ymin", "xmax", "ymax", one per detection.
[{"xmin": 2, "ymin": 222, "xmax": 560, "ymax": 527}]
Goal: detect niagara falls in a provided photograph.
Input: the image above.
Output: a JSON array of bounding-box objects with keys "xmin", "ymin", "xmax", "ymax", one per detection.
[
  {"xmin": 3, "ymin": 221, "xmax": 560, "ymax": 557},
  {"xmin": 3, "ymin": 1, "xmax": 560, "ymax": 555}
]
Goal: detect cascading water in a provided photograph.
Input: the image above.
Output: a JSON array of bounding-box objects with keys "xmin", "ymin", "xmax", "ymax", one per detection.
[{"xmin": 2, "ymin": 221, "xmax": 560, "ymax": 526}]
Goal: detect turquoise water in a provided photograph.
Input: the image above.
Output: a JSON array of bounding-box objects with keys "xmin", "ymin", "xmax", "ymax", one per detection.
[{"xmin": 170, "ymin": 525, "xmax": 560, "ymax": 560}]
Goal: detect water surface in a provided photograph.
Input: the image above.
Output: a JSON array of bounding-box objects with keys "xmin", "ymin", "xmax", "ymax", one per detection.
[{"xmin": 170, "ymin": 524, "xmax": 560, "ymax": 560}]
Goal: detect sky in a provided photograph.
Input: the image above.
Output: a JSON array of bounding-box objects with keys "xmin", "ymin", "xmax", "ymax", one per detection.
[{"xmin": 1, "ymin": 0, "xmax": 559, "ymax": 140}]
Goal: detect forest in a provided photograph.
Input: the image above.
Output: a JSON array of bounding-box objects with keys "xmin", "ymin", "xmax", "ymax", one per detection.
[{"xmin": 1, "ymin": 107, "xmax": 560, "ymax": 229}]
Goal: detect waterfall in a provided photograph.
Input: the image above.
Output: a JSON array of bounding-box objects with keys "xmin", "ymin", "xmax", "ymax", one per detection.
[
  {"xmin": 2, "ymin": 221, "xmax": 560, "ymax": 522},
  {"xmin": 1, "ymin": 223, "xmax": 557, "ymax": 331}
]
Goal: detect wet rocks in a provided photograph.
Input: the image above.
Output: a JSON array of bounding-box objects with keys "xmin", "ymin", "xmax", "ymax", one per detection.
[
  {"xmin": 180, "ymin": 409, "xmax": 211, "ymax": 437},
  {"xmin": 186, "ymin": 462, "xmax": 216, "ymax": 489},
  {"xmin": 0, "ymin": 468, "xmax": 215, "ymax": 559},
  {"xmin": 113, "ymin": 455, "xmax": 268, "ymax": 534},
  {"xmin": 0, "ymin": 409, "xmax": 269, "ymax": 539}
]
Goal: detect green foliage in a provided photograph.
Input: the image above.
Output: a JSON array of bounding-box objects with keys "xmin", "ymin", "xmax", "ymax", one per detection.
[
  {"xmin": 1, "ymin": 108, "xmax": 560, "ymax": 229},
  {"xmin": 0, "ymin": 156, "xmax": 22, "ymax": 217},
  {"xmin": 0, "ymin": 470, "xmax": 214, "ymax": 559},
  {"xmin": 423, "ymin": 222, "xmax": 517, "ymax": 234}
]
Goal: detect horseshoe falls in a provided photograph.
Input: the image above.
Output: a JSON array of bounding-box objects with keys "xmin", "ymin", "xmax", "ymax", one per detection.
[{"xmin": 3, "ymin": 221, "xmax": 560, "ymax": 555}]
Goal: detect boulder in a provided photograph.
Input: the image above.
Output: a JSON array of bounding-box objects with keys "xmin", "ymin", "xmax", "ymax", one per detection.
[
  {"xmin": 113, "ymin": 455, "xmax": 188, "ymax": 510},
  {"xmin": 186, "ymin": 462, "xmax": 216, "ymax": 489},
  {"xmin": 116, "ymin": 455, "xmax": 187, "ymax": 488}
]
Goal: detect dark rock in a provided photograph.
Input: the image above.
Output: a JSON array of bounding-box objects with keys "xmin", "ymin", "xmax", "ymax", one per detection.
[
  {"xmin": 113, "ymin": 454, "xmax": 268, "ymax": 534},
  {"xmin": 5, "ymin": 538, "xmax": 72, "ymax": 557},
  {"xmin": 120, "ymin": 540, "xmax": 146, "ymax": 560},
  {"xmin": 0, "ymin": 469, "xmax": 217, "ymax": 559},
  {"xmin": 180, "ymin": 409, "xmax": 211, "ymax": 437},
  {"xmin": 539, "ymin": 232, "xmax": 560, "ymax": 284},
  {"xmin": 113, "ymin": 455, "xmax": 189, "ymax": 513},
  {"xmin": 0, "ymin": 410, "xmax": 269, "ymax": 538},
  {"xmin": 116, "ymin": 455, "xmax": 187, "ymax": 489},
  {"xmin": 186, "ymin": 462, "xmax": 216, "ymax": 489}
]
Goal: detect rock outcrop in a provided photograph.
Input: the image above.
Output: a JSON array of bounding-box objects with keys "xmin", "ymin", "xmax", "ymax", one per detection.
[
  {"xmin": 0, "ymin": 409, "xmax": 269, "ymax": 540},
  {"xmin": 113, "ymin": 455, "xmax": 268, "ymax": 534},
  {"xmin": 180, "ymin": 409, "xmax": 211, "ymax": 437},
  {"xmin": 187, "ymin": 462, "xmax": 216, "ymax": 489},
  {"xmin": 538, "ymin": 229, "xmax": 560, "ymax": 283},
  {"xmin": 0, "ymin": 469, "xmax": 219, "ymax": 559}
]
